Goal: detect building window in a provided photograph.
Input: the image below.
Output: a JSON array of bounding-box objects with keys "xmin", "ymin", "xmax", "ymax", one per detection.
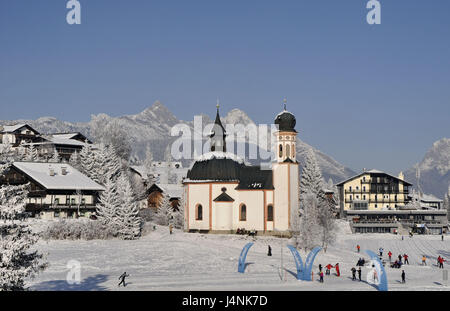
[
  {"xmin": 54, "ymin": 198, "xmax": 59, "ymax": 205},
  {"xmin": 71, "ymin": 198, "xmax": 75, "ymax": 205},
  {"xmin": 291, "ymin": 145, "xmax": 295, "ymax": 158},
  {"xmin": 356, "ymin": 186, "xmax": 359, "ymax": 191},
  {"xmin": 363, "ymin": 195, "xmax": 366, "ymax": 200},
  {"xmin": 240, "ymin": 204, "xmax": 247, "ymax": 221},
  {"xmin": 349, "ymin": 186, "xmax": 352, "ymax": 191},
  {"xmin": 54, "ymin": 211, "xmax": 60, "ymax": 218},
  {"xmin": 196, "ymin": 204, "xmax": 203, "ymax": 220},
  {"xmin": 267, "ymin": 205, "xmax": 274, "ymax": 221},
  {"xmin": 363, "ymin": 186, "xmax": 366, "ymax": 191},
  {"xmin": 286, "ymin": 144, "xmax": 290, "ymax": 159},
  {"xmin": 349, "ymin": 195, "xmax": 353, "ymax": 200},
  {"xmin": 279, "ymin": 144, "xmax": 283, "ymax": 158}
]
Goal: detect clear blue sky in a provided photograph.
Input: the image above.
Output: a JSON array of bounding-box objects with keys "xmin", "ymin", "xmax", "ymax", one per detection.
[{"xmin": 1, "ymin": 0, "xmax": 449, "ymax": 174}]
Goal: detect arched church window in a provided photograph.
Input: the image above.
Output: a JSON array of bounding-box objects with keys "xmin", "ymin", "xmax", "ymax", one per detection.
[
  {"xmin": 267, "ymin": 205, "xmax": 274, "ymax": 221},
  {"xmin": 286, "ymin": 144, "xmax": 290, "ymax": 159},
  {"xmin": 279, "ymin": 144, "xmax": 283, "ymax": 158},
  {"xmin": 240, "ymin": 204, "xmax": 247, "ymax": 221},
  {"xmin": 291, "ymin": 144, "xmax": 295, "ymax": 158},
  {"xmin": 196, "ymin": 204, "xmax": 203, "ymax": 220}
]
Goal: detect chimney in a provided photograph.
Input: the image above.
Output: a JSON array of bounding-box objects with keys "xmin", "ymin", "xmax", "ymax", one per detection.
[
  {"xmin": 61, "ymin": 166, "xmax": 67, "ymax": 176},
  {"xmin": 49, "ymin": 166, "xmax": 55, "ymax": 176},
  {"xmin": 398, "ymin": 171, "xmax": 404, "ymax": 180}
]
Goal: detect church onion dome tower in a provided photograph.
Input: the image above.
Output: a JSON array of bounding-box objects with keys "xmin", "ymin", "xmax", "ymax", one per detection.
[
  {"xmin": 274, "ymin": 98, "xmax": 298, "ymax": 163},
  {"xmin": 274, "ymin": 98, "xmax": 297, "ymax": 133}
]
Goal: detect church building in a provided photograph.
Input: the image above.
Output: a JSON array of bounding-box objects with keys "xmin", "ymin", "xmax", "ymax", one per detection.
[{"xmin": 183, "ymin": 101, "xmax": 299, "ymax": 235}]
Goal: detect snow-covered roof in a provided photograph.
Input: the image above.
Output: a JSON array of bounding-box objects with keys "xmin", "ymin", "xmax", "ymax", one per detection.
[
  {"xmin": 192, "ymin": 151, "xmax": 248, "ymax": 167},
  {"xmin": 50, "ymin": 133, "xmax": 79, "ymax": 140},
  {"xmin": 1, "ymin": 124, "xmax": 38, "ymax": 134},
  {"xmin": 24, "ymin": 137, "xmax": 87, "ymax": 147},
  {"xmin": 13, "ymin": 162, "xmax": 105, "ymax": 191},
  {"xmin": 150, "ymin": 183, "xmax": 183, "ymax": 198},
  {"xmin": 336, "ymin": 169, "xmax": 413, "ymax": 186},
  {"xmin": 420, "ymin": 193, "xmax": 443, "ymax": 203}
]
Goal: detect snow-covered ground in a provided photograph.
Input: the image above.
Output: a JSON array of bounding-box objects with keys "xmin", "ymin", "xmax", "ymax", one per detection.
[{"xmin": 28, "ymin": 220, "xmax": 450, "ymax": 291}]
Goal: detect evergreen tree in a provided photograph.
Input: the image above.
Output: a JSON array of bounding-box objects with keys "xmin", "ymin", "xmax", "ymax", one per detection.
[
  {"xmin": 172, "ymin": 192, "xmax": 185, "ymax": 230},
  {"xmin": 297, "ymin": 192, "xmax": 321, "ymax": 251},
  {"xmin": 0, "ymin": 183, "xmax": 47, "ymax": 290},
  {"xmin": 96, "ymin": 176, "xmax": 120, "ymax": 230},
  {"xmin": 155, "ymin": 192, "xmax": 173, "ymax": 226},
  {"xmin": 116, "ymin": 174, "xmax": 142, "ymax": 239},
  {"xmin": 299, "ymin": 149, "xmax": 326, "ymax": 209},
  {"xmin": 48, "ymin": 149, "xmax": 60, "ymax": 163}
]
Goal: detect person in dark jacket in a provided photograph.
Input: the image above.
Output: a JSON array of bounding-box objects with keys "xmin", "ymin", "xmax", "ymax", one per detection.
[
  {"xmin": 318, "ymin": 264, "xmax": 322, "ymax": 272},
  {"xmin": 118, "ymin": 272, "xmax": 130, "ymax": 287},
  {"xmin": 267, "ymin": 245, "xmax": 272, "ymax": 256},
  {"xmin": 351, "ymin": 267, "xmax": 357, "ymax": 280},
  {"xmin": 358, "ymin": 267, "xmax": 362, "ymax": 281},
  {"xmin": 401, "ymin": 270, "xmax": 406, "ymax": 283}
]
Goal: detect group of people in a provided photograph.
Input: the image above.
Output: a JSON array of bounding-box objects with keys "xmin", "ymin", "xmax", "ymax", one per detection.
[
  {"xmin": 437, "ymin": 256, "xmax": 447, "ymax": 268},
  {"xmin": 317, "ymin": 263, "xmax": 340, "ymax": 282},
  {"xmin": 350, "ymin": 266, "xmax": 362, "ymax": 281}
]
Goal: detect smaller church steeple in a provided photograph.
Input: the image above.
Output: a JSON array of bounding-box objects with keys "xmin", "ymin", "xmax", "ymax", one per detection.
[{"xmin": 210, "ymin": 100, "xmax": 226, "ymax": 152}]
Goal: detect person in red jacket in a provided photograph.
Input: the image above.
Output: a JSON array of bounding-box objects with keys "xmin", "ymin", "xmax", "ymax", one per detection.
[
  {"xmin": 335, "ymin": 263, "xmax": 340, "ymax": 276},
  {"xmin": 325, "ymin": 264, "xmax": 333, "ymax": 275},
  {"xmin": 388, "ymin": 251, "xmax": 392, "ymax": 262},
  {"xmin": 403, "ymin": 254, "xmax": 409, "ymax": 265},
  {"xmin": 356, "ymin": 245, "xmax": 360, "ymax": 253}
]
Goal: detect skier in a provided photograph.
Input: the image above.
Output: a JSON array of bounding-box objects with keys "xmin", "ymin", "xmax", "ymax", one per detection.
[
  {"xmin": 442, "ymin": 234, "xmax": 444, "ymax": 241},
  {"xmin": 318, "ymin": 264, "xmax": 322, "ymax": 272},
  {"xmin": 422, "ymin": 255, "xmax": 427, "ymax": 266},
  {"xmin": 356, "ymin": 244, "xmax": 360, "ymax": 253},
  {"xmin": 439, "ymin": 256, "xmax": 446, "ymax": 269},
  {"xmin": 398, "ymin": 254, "xmax": 402, "ymax": 263},
  {"xmin": 335, "ymin": 263, "xmax": 340, "ymax": 277},
  {"xmin": 319, "ymin": 270, "xmax": 324, "ymax": 283},
  {"xmin": 118, "ymin": 272, "xmax": 130, "ymax": 287},
  {"xmin": 325, "ymin": 264, "xmax": 333, "ymax": 275},
  {"xmin": 388, "ymin": 251, "xmax": 392, "ymax": 262},
  {"xmin": 267, "ymin": 245, "xmax": 272, "ymax": 256},
  {"xmin": 437, "ymin": 256, "xmax": 441, "ymax": 267},
  {"xmin": 403, "ymin": 254, "xmax": 409, "ymax": 265},
  {"xmin": 169, "ymin": 223, "xmax": 173, "ymax": 235},
  {"xmin": 357, "ymin": 266, "xmax": 362, "ymax": 281},
  {"xmin": 379, "ymin": 247, "xmax": 384, "ymax": 257},
  {"xmin": 351, "ymin": 267, "xmax": 356, "ymax": 281},
  {"xmin": 402, "ymin": 235, "xmax": 404, "ymax": 241},
  {"xmin": 401, "ymin": 270, "xmax": 406, "ymax": 283}
]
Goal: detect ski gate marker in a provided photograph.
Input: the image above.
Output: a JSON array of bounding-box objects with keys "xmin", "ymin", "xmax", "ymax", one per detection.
[
  {"xmin": 238, "ymin": 242, "xmax": 254, "ymax": 273},
  {"xmin": 287, "ymin": 245, "xmax": 322, "ymax": 281},
  {"xmin": 365, "ymin": 249, "xmax": 388, "ymax": 291}
]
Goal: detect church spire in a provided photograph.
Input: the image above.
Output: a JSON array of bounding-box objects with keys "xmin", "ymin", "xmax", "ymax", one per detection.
[
  {"xmin": 283, "ymin": 97, "xmax": 287, "ymax": 111},
  {"xmin": 210, "ymin": 99, "xmax": 226, "ymax": 152}
]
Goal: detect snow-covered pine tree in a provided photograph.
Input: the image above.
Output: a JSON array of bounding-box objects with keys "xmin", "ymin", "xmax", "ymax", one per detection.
[
  {"xmin": 116, "ymin": 174, "xmax": 142, "ymax": 240},
  {"xmin": 297, "ymin": 191, "xmax": 321, "ymax": 252},
  {"xmin": 0, "ymin": 182, "xmax": 47, "ymax": 290},
  {"xmin": 172, "ymin": 191, "xmax": 185, "ymax": 230},
  {"xmin": 317, "ymin": 196, "xmax": 337, "ymax": 252},
  {"xmin": 48, "ymin": 149, "xmax": 60, "ymax": 163},
  {"xmin": 0, "ymin": 143, "xmax": 15, "ymax": 174},
  {"xmin": 299, "ymin": 149, "xmax": 326, "ymax": 209},
  {"xmin": 95, "ymin": 175, "xmax": 120, "ymax": 231},
  {"xmin": 69, "ymin": 151, "xmax": 81, "ymax": 171},
  {"xmin": 155, "ymin": 192, "xmax": 173, "ymax": 226},
  {"xmin": 26, "ymin": 145, "xmax": 39, "ymax": 162},
  {"xmin": 79, "ymin": 142, "xmax": 95, "ymax": 178}
]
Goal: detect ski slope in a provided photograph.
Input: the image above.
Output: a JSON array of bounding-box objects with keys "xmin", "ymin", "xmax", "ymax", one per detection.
[{"xmin": 28, "ymin": 221, "xmax": 450, "ymax": 291}]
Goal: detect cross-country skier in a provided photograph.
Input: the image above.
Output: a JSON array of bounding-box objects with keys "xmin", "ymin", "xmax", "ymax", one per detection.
[
  {"xmin": 401, "ymin": 270, "xmax": 405, "ymax": 283},
  {"xmin": 267, "ymin": 245, "xmax": 272, "ymax": 256},
  {"xmin": 319, "ymin": 264, "xmax": 322, "ymax": 272},
  {"xmin": 319, "ymin": 271, "xmax": 324, "ymax": 283},
  {"xmin": 356, "ymin": 245, "xmax": 360, "ymax": 253},
  {"xmin": 118, "ymin": 272, "xmax": 130, "ymax": 287},
  {"xmin": 398, "ymin": 254, "xmax": 402, "ymax": 263}
]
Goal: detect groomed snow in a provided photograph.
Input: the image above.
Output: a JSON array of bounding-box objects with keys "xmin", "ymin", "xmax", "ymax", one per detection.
[{"xmin": 27, "ymin": 220, "xmax": 450, "ymax": 291}]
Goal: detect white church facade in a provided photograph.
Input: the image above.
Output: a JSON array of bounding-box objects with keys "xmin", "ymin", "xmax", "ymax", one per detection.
[{"xmin": 183, "ymin": 102, "xmax": 299, "ymax": 235}]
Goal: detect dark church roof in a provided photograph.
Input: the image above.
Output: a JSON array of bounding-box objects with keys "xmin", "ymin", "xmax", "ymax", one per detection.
[
  {"xmin": 186, "ymin": 153, "xmax": 274, "ymax": 190},
  {"xmin": 275, "ymin": 110, "xmax": 296, "ymax": 132}
]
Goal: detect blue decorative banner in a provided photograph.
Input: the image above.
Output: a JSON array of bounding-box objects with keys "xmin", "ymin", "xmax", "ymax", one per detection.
[
  {"xmin": 238, "ymin": 242, "xmax": 254, "ymax": 273},
  {"xmin": 365, "ymin": 250, "xmax": 388, "ymax": 291}
]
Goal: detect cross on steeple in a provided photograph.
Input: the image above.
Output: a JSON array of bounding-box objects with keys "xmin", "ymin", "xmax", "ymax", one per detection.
[{"xmin": 283, "ymin": 97, "xmax": 287, "ymax": 110}]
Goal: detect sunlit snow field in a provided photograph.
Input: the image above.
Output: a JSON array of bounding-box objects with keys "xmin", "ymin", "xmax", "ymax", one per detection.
[{"xmin": 27, "ymin": 220, "xmax": 450, "ymax": 291}]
